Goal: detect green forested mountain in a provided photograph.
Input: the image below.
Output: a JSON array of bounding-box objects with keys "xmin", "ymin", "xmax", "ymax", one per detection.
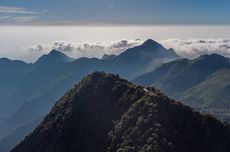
[
  {"xmin": 133, "ymin": 54, "xmax": 230, "ymax": 121},
  {"xmin": 133, "ymin": 54, "xmax": 230, "ymax": 95},
  {"xmin": 11, "ymin": 72, "xmax": 230, "ymax": 152}
]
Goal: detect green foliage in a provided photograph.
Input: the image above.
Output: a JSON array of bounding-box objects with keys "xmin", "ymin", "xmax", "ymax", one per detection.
[{"xmin": 12, "ymin": 72, "xmax": 230, "ymax": 152}]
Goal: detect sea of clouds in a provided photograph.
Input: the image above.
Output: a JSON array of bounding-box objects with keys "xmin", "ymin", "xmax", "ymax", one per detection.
[
  {"xmin": 28, "ymin": 39, "xmax": 142, "ymax": 60},
  {"xmin": 27, "ymin": 38, "xmax": 230, "ymax": 61},
  {"xmin": 161, "ymin": 38, "xmax": 230, "ymax": 58}
]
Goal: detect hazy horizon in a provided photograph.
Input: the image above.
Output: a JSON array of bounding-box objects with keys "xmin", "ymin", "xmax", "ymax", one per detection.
[{"xmin": 1, "ymin": 25, "xmax": 230, "ymax": 62}]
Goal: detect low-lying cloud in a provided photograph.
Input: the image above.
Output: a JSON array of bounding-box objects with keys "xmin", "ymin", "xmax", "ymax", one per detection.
[
  {"xmin": 28, "ymin": 39, "xmax": 142, "ymax": 59},
  {"xmin": 28, "ymin": 38, "xmax": 230, "ymax": 61},
  {"xmin": 162, "ymin": 39, "xmax": 230, "ymax": 58}
]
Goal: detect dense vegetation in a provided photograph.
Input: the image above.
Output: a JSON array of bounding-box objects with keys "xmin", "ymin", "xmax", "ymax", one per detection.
[{"xmin": 12, "ymin": 72, "xmax": 230, "ymax": 152}]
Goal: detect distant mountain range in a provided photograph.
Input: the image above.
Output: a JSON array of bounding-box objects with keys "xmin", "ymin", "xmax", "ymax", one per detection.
[
  {"xmin": 0, "ymin": 39, "xmax": 179, "ymax": 152},
  {"xmin": 11, "ymin": 72, "xmax": 230, "ymax": 152},
  {"xmin": 133, "ymin": 54, "xmax": 230, "ymax": 121}
]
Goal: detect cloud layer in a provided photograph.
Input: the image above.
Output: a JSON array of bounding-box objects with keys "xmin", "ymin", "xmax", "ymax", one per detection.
[
  {"xmin": 0, "ymin": 5, "xmax": 48, "ymax": 24},
  {"xmin": 29, "ymin": 38, "xmax": 230, "ymax": 61},
  {"xmin": 28, "ymin": 39, "xmax": 142, "ymax": 59},
  {"xmin": 161, "ymin": 39, "xmax": 230, "ymax": 58},
  {"xmin": 0, "ymin": 6, "xmax": 36, "ymax": 14},
  {"xmin": 0, "ymin": 16, "xmax": 39, "ymax": 24}
]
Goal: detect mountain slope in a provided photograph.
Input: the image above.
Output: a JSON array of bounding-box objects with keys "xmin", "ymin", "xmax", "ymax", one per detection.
[
  {"xmin": 178, "ymin": 68, "xmax": 230, "ymax": 108},
  {"xmin": 12, "ymin": 72, "xmax": 230, "ymax": 152},
  {"xmin": 0, "ymin": 58, "xmax": 31, "ymax": 115},
  {"xmin": 133, "ymin": 54, "xmax": 230, "ymax": 95},
  {"xmin": 176, "ymin": 68, "xmax": 230, "ymax": 121},
  {"xmin": 1, "ymin": 57, "xmax": 110, "ymax": 129},
  {"xmin": 0, "ymin": 118, "xmax": 41, "ymax": 152},
  {"xmin": 35, "ymin": 49, "xmax": 74, "ymax": 65},
  {"xmin": 133, "ymin": 54, "xmax": 230, "ymax": 121},
  {"xmin": 0, "ymin": 50, "xmax": 77, "ymax": 141},
  {"xmin": 1, "ymin": 50, "xmax": 73, "ymax": 115},
  {"xmin": 109, "ymin": 39, "xmax": 179, "ymax": 79},
  {"xmin": 0, "ymin": 39, "xmax": 179, "ymax": 140}
]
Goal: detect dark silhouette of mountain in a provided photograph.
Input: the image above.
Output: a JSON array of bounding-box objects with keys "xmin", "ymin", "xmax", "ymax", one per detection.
[
  {"xmin": 11, "ymin": 72, "xmax": 230, "ymax": 152},
  {"xmin": 101, "ymin": 54, "xmax": 117, "ymax": 60},
  {"xmin": 108, "ymin": 39, "xmax": 179, "ymax": 79}
]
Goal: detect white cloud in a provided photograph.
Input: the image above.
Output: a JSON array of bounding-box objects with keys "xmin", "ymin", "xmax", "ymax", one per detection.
[
  {"xmin": 0, "ymin": 15, "xmax": 39, "ymax": 24},
  {"xmin": 161, "ymin": 38, "xmax": 230, "ymax": 58},
  {"xmin": 0, "ymin": 6, "xmax": 36, "ymax": 14},
  {"xmin": 28, "ymin": 39, "xmax": 142, "ymax": 59},
  {"xmin": 0, "ymin": 6, "xmax": 48, "ymax": 24},
  {"xmin": 28, "ymin": 38, "xmax": 230, "ymax": 61}
]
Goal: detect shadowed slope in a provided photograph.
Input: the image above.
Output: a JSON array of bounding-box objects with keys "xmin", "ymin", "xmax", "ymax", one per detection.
[{"xmin": 12, "ymin": 72, "xmax": 230, "ymax": 152}]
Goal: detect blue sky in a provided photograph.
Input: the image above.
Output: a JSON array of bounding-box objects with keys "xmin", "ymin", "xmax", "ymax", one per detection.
[{"xmin": 0, "ymin": 0, "xmax": 230, "ymax": 25}]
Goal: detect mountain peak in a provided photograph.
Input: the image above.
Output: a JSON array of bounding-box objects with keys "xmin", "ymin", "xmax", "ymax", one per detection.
[
  {"xmin": 11, "ymin": 72, "xmax": 230, "ymax": 152},
  {"xmin": 35, "ymin": 50, "xmax": 73, "ymax": 65},
  {"xmin": 49, "ymin": 49, "xmax": 62, "ymax": 55},
  {"xmin": 0, "ymin": 58, "xmax": 28, "ymax": 66},
  {"xmin": 101, "ymin": 54, "xmax": 117, "ymax": 60},
  {"xmin": 142, "ymin": 39, "xmax": 162, "ymax": 48},
  {"xmin": 195, "ymin": 53, "xmax": 229, "ymax": 64},
  {"xmin": 47, "ymin": 49, "xmax": 69, "ymax": 58},
  {"xmin": 198, "ymin": 53, "xmax": 226, "ymax": 59}
]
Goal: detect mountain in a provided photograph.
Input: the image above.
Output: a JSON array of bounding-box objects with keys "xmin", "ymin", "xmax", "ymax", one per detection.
[
  {"xmin": 2, "ymin": 39, "xmax": 177, "ymax": 115},
  {"xmin": 108, "ymin": 39, "xmax": 179, "ymax": 79},
  {"xmin": 0, "ymin": 118, "xmax": 41, "ymax": 152},
  {"xmin": 1, "ymin": 50, "xmax": 74, "ymax": 115},
  {"xmin": 0, "ymin": 58, "xmax": 31, "ymax": 121},
  {"xmin": 133, "ymin": 54, "xmax": 230, "ymax": 96},
  {"xmin": 11, "ymin": 72, "xmax": 230, "ymax": 152},
  {"xmin": 0, "ymin": 39, "xmax": 178, "ymax": 132},
  {"xmin": 0, "ymin": 39, "xmax": 180, "ymax": 151},
  {"xmin": 35, "ymin": 49, "xmax": 74, "ymax": 65},
  {"xmin": 0, "ymin": 50, "xmax": 77, "ymax": 140},
  {"xmin": 0, "ymin": 57, "xmax": 109, "ymax": 132},
  {"xmin": 101, "ymin": 54, "xmax": 117, "ymax": 60},
  {"xmin": 133, "ymin": 54, "xmax": 230, "ymax": 121},
  {"xmin": 0, "ymin": 58, "xmax": 30, "ymax": 105},
  {"xmin": 176, "ymin": 68, "xmax": 230, "ymax": 121}
]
